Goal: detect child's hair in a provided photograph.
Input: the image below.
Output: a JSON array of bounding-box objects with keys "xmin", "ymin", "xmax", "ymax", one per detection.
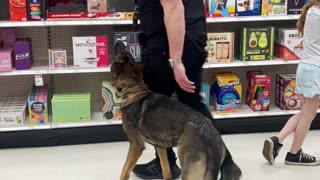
[{"xmin": 297, "ymin": 0, "xmax": 320, "ymax": 36}]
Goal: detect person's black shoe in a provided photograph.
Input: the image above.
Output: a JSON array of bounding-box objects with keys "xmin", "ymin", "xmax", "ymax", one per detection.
[
  {"xmin": 285, "ymin": 149, "xmax": 320, "ymax": 166},
  {"xmin": 133, "ymin": 158, "xmax": 181, "ymax": 179},
  {"xmin": 262, "ymin": 136, "xmax": 283, "ymax": 165}
]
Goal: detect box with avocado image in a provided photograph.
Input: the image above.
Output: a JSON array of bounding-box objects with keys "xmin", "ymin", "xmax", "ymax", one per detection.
[
  {"xmin": 52, "ymin": 93, "xmax": 91, "ymax": 123},
  {"xmin": 240, "ymin": 27, "xmax": 275, "ymax": 61}
]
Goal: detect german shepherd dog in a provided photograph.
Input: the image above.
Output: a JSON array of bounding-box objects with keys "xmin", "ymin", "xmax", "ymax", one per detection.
[{"xmin": 111, "ymin": 42, "xmax": 242, "ymax": 180}]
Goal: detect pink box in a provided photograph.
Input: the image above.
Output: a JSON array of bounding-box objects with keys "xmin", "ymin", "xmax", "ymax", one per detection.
[
  {"xmin": 0, "ymin": 48, "xmax": 14, "ymax": 72},
  {"xmin": 1, "ymin": 28, "xmax": 16, "ymax": 48}
]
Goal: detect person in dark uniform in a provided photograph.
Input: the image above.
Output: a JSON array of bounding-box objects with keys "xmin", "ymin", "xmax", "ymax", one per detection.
[{"xmin": 133, "ymin": 0, "xmax": 215, "ymax": 179}]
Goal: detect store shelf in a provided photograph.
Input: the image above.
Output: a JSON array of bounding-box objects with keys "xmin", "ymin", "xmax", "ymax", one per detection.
[
  {"xmin": 203, "ymin": 59, "xmax": 300, "ymax": 68},
  {"xmin": 206, "ymin": 15, "xmax": 300, "ymax": 23},
  {"xmin": 50, "ymin": 112, "xmax": 121, "ymax": 129},
  {"xmin": 0, "ymin": 124, "xmax": 50, "ymax": 132},
  {"xmin": 48, "ymin": 66, "xmax": 111, "ymax": 74},
  {"xmin": 45, "ymin": 19, "xmax": 133, "ymax": 26},
  {"xmin": 0, "ymin": 21, "xmax": 46, "ymax": 27},
  {"xmin": 0, "ymin": 15, "xmax": 300, "ymax": 28},
  {"xmin": 212, "ymin": 104, "xmax": 320, "ymax": 119},
  {"xmin": 1, "ymin": 59, "xmax": 299, "ymax": 76},
  {"xmin": 0, "ymin": 65, "xmax": 111, "ymax": 76},
  {"xmin": 0, "ymin": 112, "xmax": 121, "ymax": 132},
  {"xmin": 0, "ymin": 65, "xmax": 48, "ymax": 76}
]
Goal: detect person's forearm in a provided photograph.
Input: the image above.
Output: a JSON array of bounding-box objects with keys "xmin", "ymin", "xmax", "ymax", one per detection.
[{"xmin": 161, "ymin": 0, "xmax": 185, "ymax": 60}]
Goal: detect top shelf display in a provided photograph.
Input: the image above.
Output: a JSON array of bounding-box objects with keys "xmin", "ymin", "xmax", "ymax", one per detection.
[{"xmin": 0, "ymin": 15, "xmax": 300, "ymax": 28}]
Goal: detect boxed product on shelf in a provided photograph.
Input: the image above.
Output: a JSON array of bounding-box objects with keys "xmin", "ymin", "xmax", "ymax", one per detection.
[
  {"xmin": 52, "ymin": 93, "xmax": 91, "ymax": 123},
  {"xmin": 72, "ymin": 36, "xmax": 108, "ymax": 68},
  {"xmin": 206, "ymin": 0, "xmax": 236, "ymax": 17},
  {"xmin": 114, "ymin": 32, "xmax": 141, "ymax": 62},
  {"xmin": 0, "ymin": 48, "xmax": 14, "ymax": 72},
  {"xmin": 206, "ymin": 32, "xmax": 234, "ymax": 64},
  {"xmin": 102, "ymin": 80, "xmax": 122, "ymax": 120},
  {"xmin": 28, "ymin": 85, "xmax": 48, "ymax": 125},
  {"xmin": 47, "ymin": 0, "xmax": 126, "ymax": 19},
  {"xmin": 239, "ymin": 27, "xmax": 275, "ymax": 61},
  {"xmin": 287, "ymin": 0, "xmax": 304, "ymax": 14},
  {"xmin": 26, "ymin": 0, "xmax": 47, "ymax": 21},
  {"xmin": 108, "ymin": 0, "xmax": 135, "ymax": 12},
  {"xmin": 87, "ymin": 0, "xmax": 107, "ymax": 13},
  {"xmin": 211, "ymin": 72, "xmax": 242, "ymax": 114},
  {"xmin": 14, "ymin": 38, "xmax": 33, "ymax": 70},
  {"xmin": 275, "ymin": 28, "xmax": 303, "ymax": 60},
  {"xmin": 276, "ymin": 74, "xmax": 301, "ymax": 110},
  {"xmin": 0, "ymin": 97, "xmax": 27, "ymax": 126},
  {"xmin": 9, "ymin": 0, "xmax": 27, "ymax": 21},
  {"xmin": 48, "ymin": 49, "xmax": 67, "ymax": 68},
  {"xmin": 261, "ymin": 0, "xmax": 287, "ymax": 16},
  {"xmin": 200, "ymin": 82, "xmax": 211, "ymax": 109},
  {"xmin": 245, "ymin": 71, "xmax": 271, "ymax": 111},
  {"xmin": 1, "ymin": 28, "xmax": 16, "ymax": 48},
  {"xmin": 47, "ymin": 0, "xmax": 87, "ymax": 19},
  {"xmin": 236, "ymin": 0, "xmax": 262, "ymax": 16}
]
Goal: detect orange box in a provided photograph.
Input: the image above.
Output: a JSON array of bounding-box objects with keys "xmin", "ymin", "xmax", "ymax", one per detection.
[{"xmin": 9, "ymin": 0, "xmax": 27, "ymax": 21}]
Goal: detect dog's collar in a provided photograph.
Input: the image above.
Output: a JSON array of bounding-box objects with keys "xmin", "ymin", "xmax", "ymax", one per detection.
[{"xmin": 116, "ymin": 83, "xmax": 151, "ymax": 109}]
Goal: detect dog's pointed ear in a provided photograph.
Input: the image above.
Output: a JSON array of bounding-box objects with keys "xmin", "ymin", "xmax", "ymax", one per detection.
[
  {"xmin": 111, "ymin": 61, "xmax": 122, "ymax": 78},
  {"xmin": 132, "ymin": 63, "xmax": 144, "ymax": 76},
  {"xmin": 114, "ymin": 41, "xmax": 127, "ymax": 56}
]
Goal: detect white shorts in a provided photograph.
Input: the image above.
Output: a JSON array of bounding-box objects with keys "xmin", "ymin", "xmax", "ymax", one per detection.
[{"xmin": 296, "ymin": 62, "xmax": 320, "ymax": 99}]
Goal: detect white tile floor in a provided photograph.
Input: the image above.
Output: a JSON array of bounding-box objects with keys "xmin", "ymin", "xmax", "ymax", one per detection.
[{"xmin": 0, "ymin": 131, "xmax": 319, "ymax": 180}]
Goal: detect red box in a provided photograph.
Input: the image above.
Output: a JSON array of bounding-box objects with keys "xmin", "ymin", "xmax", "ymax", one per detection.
[
  {"xmin": 9, "ymin": 0, "xmax": 27, "ymax": 21},
  {"xmin": 246, "ymin": 73, "xmax": 271, "ymax": 111}
]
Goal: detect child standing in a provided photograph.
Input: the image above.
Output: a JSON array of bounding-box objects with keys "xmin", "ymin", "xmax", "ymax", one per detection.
[{"xmin": 262, "ymin": 0, "xmax": 320, "ymax": 166}]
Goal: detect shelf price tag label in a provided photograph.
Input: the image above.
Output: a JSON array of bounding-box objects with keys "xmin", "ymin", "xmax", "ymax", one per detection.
[{"xmin": 35, "ymin": 74, "xmax": 44, "ymax": 86}]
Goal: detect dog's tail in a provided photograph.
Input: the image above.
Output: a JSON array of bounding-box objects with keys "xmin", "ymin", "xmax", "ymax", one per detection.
[{"xmin": 220, "ymin": 148, "xmax": 242, "ymax": 180}]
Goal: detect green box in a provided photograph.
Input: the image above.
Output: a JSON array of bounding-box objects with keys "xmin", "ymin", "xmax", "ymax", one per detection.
[
  {"xmin": 240, "ymin": 27, "xmax": 275, "ymax": 61},
  {"xmin": 52, "ymin": 93, "xmax": 91, "ymax": 123}
]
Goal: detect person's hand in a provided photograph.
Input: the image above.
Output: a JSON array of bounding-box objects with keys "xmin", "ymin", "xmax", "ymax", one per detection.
[{"xmin": 173, "ymin": 63, "xmax": 195, "ymax": 93}]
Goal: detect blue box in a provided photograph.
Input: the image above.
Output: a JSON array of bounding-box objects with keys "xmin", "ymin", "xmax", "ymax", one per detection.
[
  {"xmin": 236, "ymin": 0, "xmax": 262, "ymax": 16},
  {"xmin": 200, "ymin": 82, "xmax": 211, "ymax": 109}
]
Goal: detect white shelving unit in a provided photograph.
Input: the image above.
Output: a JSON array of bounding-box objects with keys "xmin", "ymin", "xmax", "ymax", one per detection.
[
  {"xmin": 0, "ymin": 124, "xmax": 50, "ymax": 132},
  {"xmin": 0, "ymin": 59, "xmax": 299, "ymax": 77},
  {"xmin": 212, "ymin": 105, "xmax": 320, "ymax": 119},
  {"xmin": 0, "ymin": 0, "xmax": 306, "ymax": 134},
  {"xmin": 0, "ymin": 15, "xmax": 300, "ymax": 28}
]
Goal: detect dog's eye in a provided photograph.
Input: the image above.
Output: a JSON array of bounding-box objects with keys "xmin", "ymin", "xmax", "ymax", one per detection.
[{"xmin": 117, "ymin": 88, "xmax": 123, "ymax": 92}]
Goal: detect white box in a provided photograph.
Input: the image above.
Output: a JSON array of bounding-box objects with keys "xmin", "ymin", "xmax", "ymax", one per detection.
[
  {"xmin": 0, "ymin": 109, "xmax": 26, "ymax": 126},
  {"xmin": 72, "ymin": 36, "xmax": 108, "ymax": 68},
  {"xmin": 0, "ymin": 98, "xmax": 27, "ymax": 126},
  {"xmin": 48, "ymin": 49, "xmax": 67, "ymax": 68},
  {"xmin": 275, "ymin": 28, "xmax": 303, "ymax": 60}
]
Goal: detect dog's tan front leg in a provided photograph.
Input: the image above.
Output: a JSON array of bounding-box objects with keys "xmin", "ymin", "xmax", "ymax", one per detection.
[
  {"xmin": 156, "ymin": 147, "xmax": 172, "ymax": 180},
  {"xmin": 120, "ymin": 143, "xmax": 144, "ymax": 180}
]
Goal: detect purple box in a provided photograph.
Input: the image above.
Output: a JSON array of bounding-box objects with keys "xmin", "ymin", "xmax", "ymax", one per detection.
[
  {"xmin": 287, "ymin": 0, "xmax": 304, "ymax": 15},
  {"xmin": 14, "ymin": 38, "xmax": 33, "ymax": 70},
  {"xmin": 1, "ymin": 28, "xmax": 16, "ymax": 48},
  {"xmin": 0, "ymin": 48, "xmax": 14, "ymax": 72}
]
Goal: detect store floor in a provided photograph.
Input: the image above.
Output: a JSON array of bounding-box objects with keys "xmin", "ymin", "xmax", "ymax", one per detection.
[{"xmin": 0, "ymin": 131, "xmax": 319, "ymax": 180}]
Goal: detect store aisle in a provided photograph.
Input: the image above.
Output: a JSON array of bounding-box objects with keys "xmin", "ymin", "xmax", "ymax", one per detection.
[{"xmin": 0, "ymin": 131, "xmax": 319, "ymax": 180}]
